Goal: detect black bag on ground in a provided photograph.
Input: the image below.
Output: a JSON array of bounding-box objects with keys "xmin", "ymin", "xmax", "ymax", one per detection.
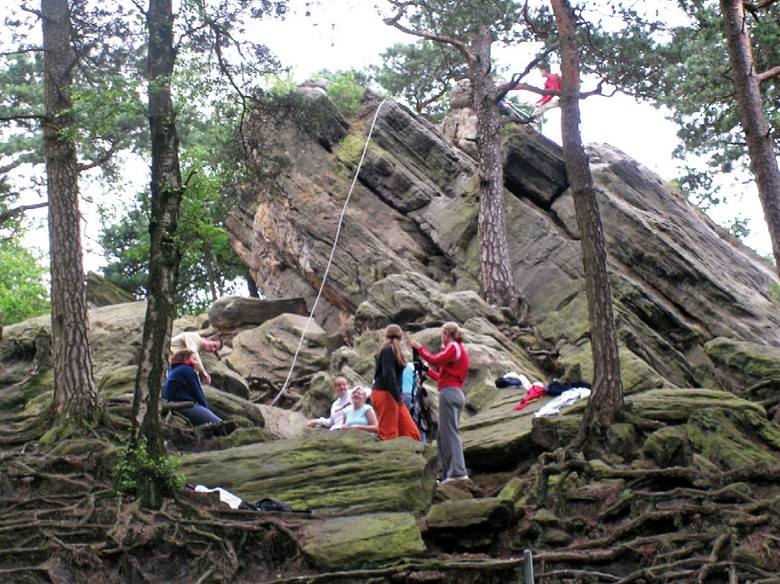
[{"xmin": 242, "ymin": 498, "xmax": 312, "ymax": 514}]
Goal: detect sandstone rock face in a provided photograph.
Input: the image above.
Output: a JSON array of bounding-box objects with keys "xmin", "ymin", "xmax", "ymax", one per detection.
[
  {"xmin": 207, "ymin": 296, "xmax": 308, "ymax": 343},
  {"xmin": 86, "ymin": 271, "xmax": 136, "ymax": 308},
  {"xmin": 224, "ymin": 313, "xmax": 330, "ymax": 402},
  {"xmin": 229, "ymin": 89, "xmax": 780, "ymax": 393}
]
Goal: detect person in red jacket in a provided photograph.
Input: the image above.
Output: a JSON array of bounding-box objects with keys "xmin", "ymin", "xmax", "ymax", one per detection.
[
  {"xmin": 531, "ymin": 66, "xmax": 562, "ymax": 120},
  {"xmin": 411, "ymin": 322, "xmax": 470, "ymax": 483},
  {"xmin": 371, "ymin": 324, "xmax": 422, "ymax": 441}
]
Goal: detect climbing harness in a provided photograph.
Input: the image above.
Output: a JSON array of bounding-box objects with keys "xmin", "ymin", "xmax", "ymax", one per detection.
[{"xmin": 269, "ymin": 99, "xmax": 389, "ymax": 407}]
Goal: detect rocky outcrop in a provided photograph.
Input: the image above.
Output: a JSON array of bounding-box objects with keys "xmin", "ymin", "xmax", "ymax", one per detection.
[
  {"xmin": 229, "ymin": 88, "xmax": 780, "ymax": 395},
  {"xmin": 86, "ymin": 271, "xmax": 136, "ymax": 307},
  {"xmin": 207, "ymin": 296, "xmax": 308, "ymax": 344}
]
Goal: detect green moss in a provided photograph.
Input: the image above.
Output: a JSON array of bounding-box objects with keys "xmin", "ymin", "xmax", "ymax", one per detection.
[
  {"xmin": 302, "ymin": 512, "xmax": 425, "ymax": 568},
  {"xmin": 337, "ymin": 133, "xmax": 372, "ymax": 167},
  {"xmin": 705, "ymin": 337, "xmax": 780, "ymax": 379},
  {"xmin": 686, "ymin": 409, "xmax": 780, "ymax": 470},
  {"xmin": 497, "ymin": 477, "xmax": 527, "ymax": 502},
  {"xmin": 643, "ymin": 425, "xmax": 690, "ymax": 467}
]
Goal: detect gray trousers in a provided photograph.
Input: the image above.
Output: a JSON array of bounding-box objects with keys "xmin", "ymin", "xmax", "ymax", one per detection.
[{"xmin": 438, "ymin": 386, "xmax": 467, "ymax": 479}]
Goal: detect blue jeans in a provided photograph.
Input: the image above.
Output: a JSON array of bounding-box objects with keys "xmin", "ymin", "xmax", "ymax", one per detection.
[{"xmin": 173, "ymin": 403, "xmax": 222, "ymax": 426}]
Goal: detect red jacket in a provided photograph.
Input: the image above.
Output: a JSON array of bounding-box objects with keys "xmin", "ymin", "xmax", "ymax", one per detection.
[
  {"xmin": 537, "ymin": 73, "xmax": 561, "ymax": 106},
  {"xmin": 417, "ymin": 342, "xmax": 469, "ymax": 391}
]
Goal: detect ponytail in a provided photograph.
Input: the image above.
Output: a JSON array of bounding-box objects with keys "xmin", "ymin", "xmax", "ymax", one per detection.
[
  {"xmin": 442, "ymin": 321, "xmax": 465, "ymax": 343},
  {"xmin": 377, "ymin": 324, "xmax": 407, "ymax": 367}
]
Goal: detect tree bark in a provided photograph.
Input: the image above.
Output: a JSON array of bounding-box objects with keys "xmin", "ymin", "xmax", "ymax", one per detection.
[
  {"xmin": 131, "ymin": 0, "xmax": 184, "ymax": 509},
  {"xmin": 720, "ymin": 0, "xmax": 780, "ymax": 275},
  {"xmin": 41, "ymin": 0, "xmax": 99, "ymax": 422},
  {"xmin": 470, "ymin": 28, "xmax": 518, "ymax": 307},
  {"xmin": 550, "ymin": 0, "xmax": 623, "ymax": 448}
]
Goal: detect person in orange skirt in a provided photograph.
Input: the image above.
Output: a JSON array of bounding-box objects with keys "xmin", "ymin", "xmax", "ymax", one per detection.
[{"xmin": 371, "ymin": 324, "xmax": 421, "ymax": 441}]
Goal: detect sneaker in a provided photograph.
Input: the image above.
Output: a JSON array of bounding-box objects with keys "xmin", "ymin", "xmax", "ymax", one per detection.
[{"xmin": 442, "ymin": 475, "xmax": 470, "ymax": 483}]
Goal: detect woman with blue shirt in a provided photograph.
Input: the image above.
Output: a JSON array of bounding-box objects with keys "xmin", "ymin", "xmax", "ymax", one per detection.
[{"xmin": 340, "ymin": 387, "xmax": 378, "ymax": 435}]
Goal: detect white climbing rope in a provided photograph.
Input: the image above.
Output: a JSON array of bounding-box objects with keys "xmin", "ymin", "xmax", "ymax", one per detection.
[{"xmin": 269, "ymin": 98, "xmax": 389, "ymax": 407}]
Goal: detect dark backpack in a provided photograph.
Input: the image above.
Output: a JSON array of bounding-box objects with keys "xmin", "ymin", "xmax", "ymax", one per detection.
[
  {"xmin": 242, "ymin": 498, "xmax": 311, "ymax": 514},
  {"xmin": 253, "ymin": 498, "xmax": 293, "ymax": 512}
]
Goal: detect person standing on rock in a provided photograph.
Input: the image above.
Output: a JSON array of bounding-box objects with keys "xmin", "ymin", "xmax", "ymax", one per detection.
[
  {"xmin": 169, "ymin": 332, "xmax": 222, "ymax": 385},
  {"xmin": 307, "ymin": 376, "xmax": 353, "ymax": 429},
  {"xmin": 411, "ymin": 322, "xmax": 470, "ymax": 482},
  {"xmin": 372, "ymin": 324, "xmax": 421, "ymax": 441}
]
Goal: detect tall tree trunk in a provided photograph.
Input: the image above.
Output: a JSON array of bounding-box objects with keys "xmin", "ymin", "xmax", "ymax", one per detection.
[
  {"xmin": 550, "ymin": 0, "xmax": 623, "ymax": 450},
  {"xmin": 470, "ymin": 29, "xmax": 518, "ymax": 307},
  {"xmin": 131, "ymin": 0, "xmax": 184, "ymax": 509},
  {"xmin": 42, "ymin": 0, "xmax": 99, "ymax": 423},
  {"xmin": 720, "ymin": 0, "xmax": 780, "ymax": 275}
]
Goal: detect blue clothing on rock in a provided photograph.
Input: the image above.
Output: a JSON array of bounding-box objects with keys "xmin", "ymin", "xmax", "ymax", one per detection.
[{"xmin": 163, "ymin": 361, "xmax": 222, "ymax": 426}]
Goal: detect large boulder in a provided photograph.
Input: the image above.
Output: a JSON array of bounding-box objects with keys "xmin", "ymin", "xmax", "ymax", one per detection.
[
  {"xmin": 208, "ymin": 296, "xmax": 308, "ymax": 343},
  {"xmin": 224, "ymin": 313, "xmax": 330, "ymax": 403},
  {"xmin": 228, "ymin": 90, "xmax": 780, "ymax": 395},
  {"xmin": 181, "ymin": 431, "xmax": 436, "ymax": 517}
]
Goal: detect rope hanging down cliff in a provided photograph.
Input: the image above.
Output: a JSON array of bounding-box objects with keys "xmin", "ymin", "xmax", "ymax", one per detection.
[{"xmin": 269, "ymin": 99, "xmax": 389, "ymax": 407}]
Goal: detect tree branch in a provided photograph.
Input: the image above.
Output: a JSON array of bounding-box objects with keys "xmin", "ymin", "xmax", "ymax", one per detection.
[
  {"xmin": 20, "ymin": 4, "xmax": 42, "ymax": 18},
  {"xmin": 497, "ymin": 47, "xmax": 559, "ymax": 101},
  {"xmin": 757, "ymin": 65, "xmax": 780, "ymax": 82},
  {"xmin": 0, "ymin": 202, "xmax": 49, "ymax": 225},
  {"xmin": 384, "ymin": 4, "xmax": 476, "ymax": 67},
  {"xmin": 0, "ymin": 159, "xmax": 24, "ymax": 175},
  {"xmin": 506, "ymin": 79, "xmax": 606, "ymax": 101},
  {"xmin": 76, "ymin": 142, "xmax": 120, "ymax": 172},
  {"xmin": 744, "ymin": 0, "xmax": 778, "ymax": 15},
  {"xmin": 0, "ymin": 114, "xmax": 44, "ymax": 123}
]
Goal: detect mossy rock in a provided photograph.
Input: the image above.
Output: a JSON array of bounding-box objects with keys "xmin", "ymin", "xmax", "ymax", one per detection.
[
  {"xmin": 98, "ymin": 365, "xmax": 137, "ymax": 399},
  {"xmin": 627, "ymin": 388, "xmax": 766, "ymax": 424},
  {"xmin": 686, "ymin": 408, "xmax": 780, "ymax": 470},
  {"xmin": 425, "ymin": 497, "xmax": 515, "ymax": 533},
  {"xmin": 497, "ymin": 477, "xmax": 528, "ymax": 503},
  {"xmin": 558, "ymin": 340, "xmax": 670, "ymax": 394},
  {"xmin": 530, "ymin": 415, "xmax": 582, "ymax": 450},
  {"xmin": 705, "ymin": 337, "xmax": 780, "ymax": 382},
  {"xmin": 302, "ymin": 512, "xmax": 426, "ymax": 569},
  {"xmin": 182, "ymin": 431, "xmax": 435, "ymax": 517},
  {"xmin": 606, "ymin": 422, "xmax": 639, "ymax": 460},
  {"xmin": 643, "ymin": 425, "xmax": 691, "ymax": 467}
]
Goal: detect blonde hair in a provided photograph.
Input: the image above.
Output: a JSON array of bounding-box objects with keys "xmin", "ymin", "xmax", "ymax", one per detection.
[
  {"xmin": 442, "ymin": 322, "xmax": 465, "ymax": 343},
  {"xmin": 377, "ymin": 324, "xmax": 407, "ymax": 367}
]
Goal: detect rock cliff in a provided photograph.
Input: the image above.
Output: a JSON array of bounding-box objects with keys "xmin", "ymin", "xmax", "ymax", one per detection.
[{"xmin": 228, "ymin": 86, "xmax": 780, "ymax": 396}]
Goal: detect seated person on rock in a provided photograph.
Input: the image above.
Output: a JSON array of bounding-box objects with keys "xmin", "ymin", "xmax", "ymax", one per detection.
[
  {"xmin": 163, "ymin": 349, "xmax": 224, "ymax": 427},
  {"xmin": 337, "ymin": 387, "xmax": 378, "ymax": 435},
  {"xmin": 169, "ymin": 331, "xmax": 222, "ymax": 385},
  {"xmin": 307, "ymin": 376, "xmax": 353, "ymax": 429}
]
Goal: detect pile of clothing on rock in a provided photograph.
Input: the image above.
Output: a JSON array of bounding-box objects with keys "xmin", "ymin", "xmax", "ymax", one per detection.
[{"xmin": 495, "ymin": 372, "xmax": 592, "ymax": 417}]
